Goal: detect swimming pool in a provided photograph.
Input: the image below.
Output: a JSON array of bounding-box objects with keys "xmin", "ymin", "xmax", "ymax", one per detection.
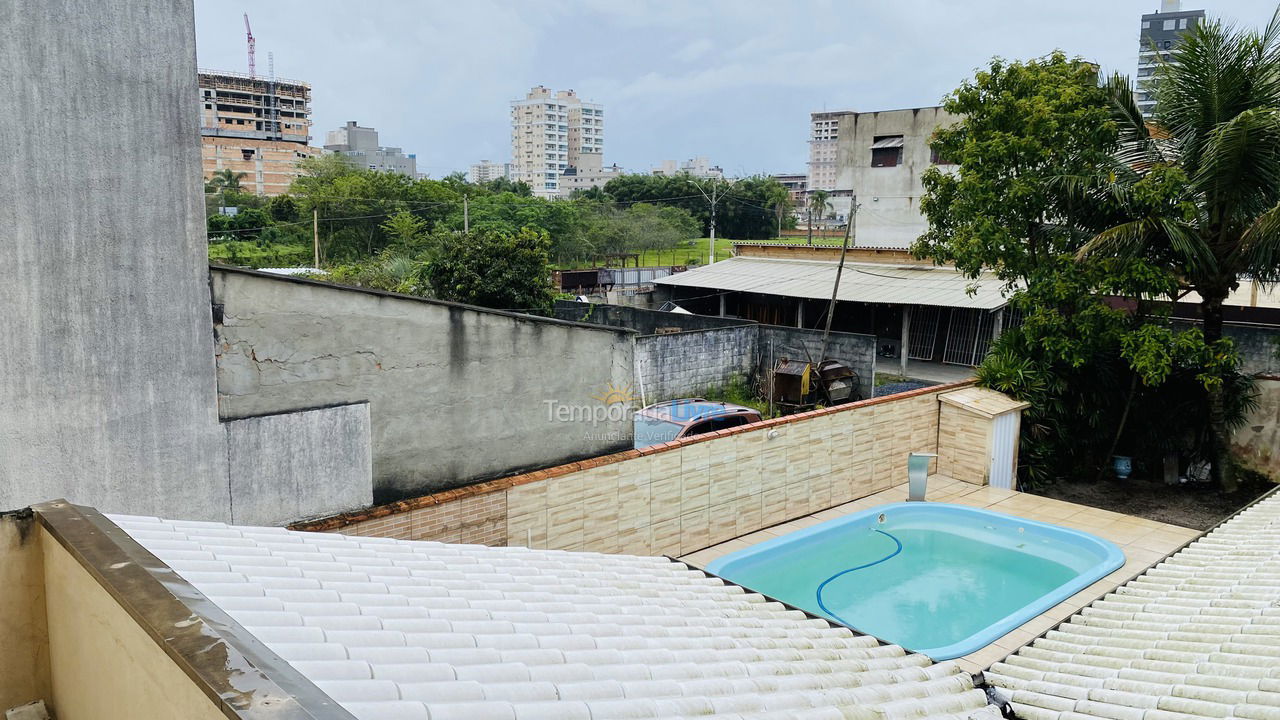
[{"xmin": 704, "ymin": 502, "xmax": 1124, "ymax": 660}]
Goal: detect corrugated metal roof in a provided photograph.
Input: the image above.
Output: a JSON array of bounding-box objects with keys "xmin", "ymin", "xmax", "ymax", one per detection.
[{"xmin": 655, "ymin": 257, "xmax": 1012, "ymax": 310}]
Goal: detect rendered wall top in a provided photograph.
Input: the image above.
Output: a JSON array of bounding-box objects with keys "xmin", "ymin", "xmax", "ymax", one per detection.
[
  {"xmin": 211, "ymin": 267, "xmax": 636, "ymax": 503},
  {"xmin": 0, "ymin": 0, "xmax": 229, "ymax": 518}
]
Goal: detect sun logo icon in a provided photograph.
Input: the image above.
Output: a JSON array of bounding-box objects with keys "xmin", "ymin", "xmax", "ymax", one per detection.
[{"xmin": 592, "ymin": 382, "xmax": 638, "ymax": 406}]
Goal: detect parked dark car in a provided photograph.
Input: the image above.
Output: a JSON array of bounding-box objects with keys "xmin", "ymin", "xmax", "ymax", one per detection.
[{"xmin": 632, "ymin": 399, "xmax": 762, "ymax": 449}]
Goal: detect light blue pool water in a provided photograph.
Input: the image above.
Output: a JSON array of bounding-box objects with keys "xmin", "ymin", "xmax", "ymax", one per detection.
[{"xmin": 705, "ymin": 502, "xmax": 1124, "ymax": 660}]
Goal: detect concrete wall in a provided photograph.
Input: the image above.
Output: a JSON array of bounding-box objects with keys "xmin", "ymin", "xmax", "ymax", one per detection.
[
  {"xmin": 554, "ymin": 300, "xmax": 748, "ymax": 335},
  {"xmin": 294, "ymin": 383, "xmax": 1000, "ymax": 556},
  {"xmin": 635, "ymin": 326, "xmax": 759, "ymax": 402},
  {"xmin": 833, "ymin": 107, "xmax": 959, "ymax": 249},
  {"xmin": 1169, "ymin": 320, "xmax": 1280, "ymax": 376},
  {"xmin": 0, "ymin": 0, "xmax": 230, "ymax": 518},
  {"xmin": 211, "ymin": 268, "xmax": 635, "ymax": 503},
  {"xmin": 40, "ymin": 528, "xmax": 227, "ymax": 720},
  {"xmin": 0, "ymin": 513, "xmax": 50, "ymax": 712},
  {"xmin": 758, "ymin": 325, "xmax": 877, "ymax": 401},
  {"xmin": 1233, "ymin": 375, "xmax": 1280, "ymax": 481},
  {"xmin": 224, "ymin": 403, "xmax": 373, "ymax": 526},
  {"xmin": 558, "ymin": 301, "xmax": 878, "ymax": 402}
]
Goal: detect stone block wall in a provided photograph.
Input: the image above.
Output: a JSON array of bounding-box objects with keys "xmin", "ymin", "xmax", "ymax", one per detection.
[{"xmin": 634, "ymin": 326, "xmax": 759, "ymax": 402}]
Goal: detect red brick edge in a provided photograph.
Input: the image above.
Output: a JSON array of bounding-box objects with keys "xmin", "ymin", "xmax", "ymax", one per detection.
[{"xmin": 290, "ymin": 379, "xmax": 976, "ymax": 532}]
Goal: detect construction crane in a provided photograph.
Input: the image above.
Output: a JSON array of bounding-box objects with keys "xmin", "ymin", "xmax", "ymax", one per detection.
[{"xmin": 244, "ymin": 13, "xmax": 255, "ymax": 78}]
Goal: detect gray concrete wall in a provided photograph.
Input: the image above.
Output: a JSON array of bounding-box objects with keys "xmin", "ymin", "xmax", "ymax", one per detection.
[
  {"xmin": 553, "ymin": 300, "xmax": 747, "ymax": 335},
  {"xmin": 1170, "ymin": 319, "xmax": 1280, "ymax": 375},
  {"xmin": 0, "ymin": 0, "xmax": 231, "ymax": 518},
  {"xmin": 211, "ymin": 268, "xmax": 635, "ymax": 502},
  {"xmin": 758, "ymin": 325, "xmax": 878, "ymax": 401},
  {"xmin": 833, "ymin": 106, "xmax": 959, "ymax": 249},
  {"xmin": 635, "ymin": 326, "xmax": 760, "ymax": 402},
  {"xmin": 225, "ymin": 403, "xmax": 373, "ymax": 526}
]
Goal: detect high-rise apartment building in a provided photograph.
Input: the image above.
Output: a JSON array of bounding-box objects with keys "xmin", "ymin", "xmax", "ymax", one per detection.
[
  {"xmin": 510, "ymin": 86, "xmax": 604, "ymax": 198},
  {"xmin": 1137, "ymin": 0, "xmax": 1205, "ymax": 117},
  {"xmin": 651, "ymin": 157, "xmax": 724, "ymax": 179},
  {"xmin": 807, "ymin": 110, "xmax": 854, "ymax": 199},
  {"xmin": 199, "ymin": 70, "xmax": 318, "ymax": 196},
  {"xmin": 469, "ymin": 160, "xmax": 513, "ymax": 184},
  {"xmin": 324, "ymin": 121, "xmax": 418, "ymax": 177}
]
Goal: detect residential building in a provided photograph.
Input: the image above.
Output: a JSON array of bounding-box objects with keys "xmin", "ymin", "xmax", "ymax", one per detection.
[
  {"xmin": 652, "ymin": 156, "xmax": 724, "ymax": 179},
  {"xmin": 510, "ymin": 85, "xmax": 604, "ymax": 198},
  {"xmin": 826, "ymin": 105, "xmax": 958, "ymax": 247},
  {"xmin": 772, "ymin": 172, "xmax": 807, "ymax": 211},
  {"xmin": 198, "ymin": 69, "xmax": 318, "ymax": 196},
  {"xmin": 468, "ymin": 159, "xmax": 512, "ymax": 184},
  {"xmin": 1137, "ymin": 0, "xmax": 1206, "ymax": 117},
  {"xmin": 557, "ymin": 162, "xmax": 623, "ymax": 197},
  {"xmin": 656, "ymin": 242, "xmax": 1016, "ymax": 381},
  {"xmin": 807, "ymin": 110, "xmax": 854, "ymax": 198},
  {"xmin": 324, "ymin": 120, "xmax": 418, "ymax": 177}
]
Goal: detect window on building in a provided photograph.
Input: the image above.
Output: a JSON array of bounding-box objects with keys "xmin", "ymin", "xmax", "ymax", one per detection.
[
  {"xmin": 930, "ymin": 145, "xmax": 956, "ymax": 166},
  {"xmin": 241, "ymin": 148, "xmax": 254, "ymax": 160},
  {"xmin": 1142, "ymin": 20, "xmax": 1151, "ymax": 28},
  {"xmin": 870, "ymin": 135, "xmax": 904, "ymax": 167},
  {"xmin": 1163, "ymin": 19, "xmax": 1176, "ymax": 30},
  {"xmin": 1179, "ymin": 17, "xmax": 1188, "ymax": 29}
]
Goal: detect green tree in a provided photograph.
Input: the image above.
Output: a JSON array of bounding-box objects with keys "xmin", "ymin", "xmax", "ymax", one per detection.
[
  {"xmin": 380, "ymin": 211, "xmax": 431, "ymax": 252},
  {"xmin": 426, "ymin": 228, "xmax": 555, "ymax": 312},
  {"xmin": 1069, "ymin": 15, "xmax": 1280, "ymax": 491},
  {"xmin": 806, "ymin": 189, "xmax": 831, "ymax": 245},
  {"xmin": 914, "ymin": 51, "xmax": 1246, "ymax": 486},
  {"xmin": 206, "ymin": 168, "xmax": 246, "ymax": 194}
]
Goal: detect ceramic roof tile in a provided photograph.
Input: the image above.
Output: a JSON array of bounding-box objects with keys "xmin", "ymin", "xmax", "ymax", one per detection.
[
  {"xmin": 987, "ymin": 492, "xmax": 1280, "ymax": 720},
  {"xmin": 110, "ymin": 514, "xmax": 1003, "ymax": 720}
]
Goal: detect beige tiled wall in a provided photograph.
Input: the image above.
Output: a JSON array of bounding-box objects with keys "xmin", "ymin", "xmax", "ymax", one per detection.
[
  {"xmin": 336, "ymin": 492, "xmax": 508, "ymax": 545},
  {"xmin": 937, "ymin": 403, "xmax": 991, "ymax": 485},
  {"xmin": 308, "ymin": 383, "xmax": 1018, "ymax": 557},
  {"xmin": 506, "ymin": 391, "xmax": 941, "ymax": 556}
]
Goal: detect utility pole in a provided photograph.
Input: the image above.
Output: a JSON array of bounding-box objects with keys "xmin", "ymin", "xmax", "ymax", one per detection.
[
  {"xmin": 463, "ymin": 195, "xmax": 470, "ymax": 233},
  {"xmin": 312, "ymin": 208, "xmax": 320, "ymax": 267},
  {"xmin": 692, "ymin": 177, "xmax": 728, "ymax": 265},
  {"xmin": 817, "ymin": 195, "xmax": 858, "ymax": 367}
]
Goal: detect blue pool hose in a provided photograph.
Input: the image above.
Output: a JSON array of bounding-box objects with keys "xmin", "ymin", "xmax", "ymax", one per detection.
[{"xmin": 814, "ymin": 528, "xmax": 903, "ymax": 628}]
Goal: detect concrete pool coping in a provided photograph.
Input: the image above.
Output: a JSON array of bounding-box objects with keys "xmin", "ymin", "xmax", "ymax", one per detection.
[{"xmin": 677, "ymin": 474, "xmax": 1204, "ymax": 674}]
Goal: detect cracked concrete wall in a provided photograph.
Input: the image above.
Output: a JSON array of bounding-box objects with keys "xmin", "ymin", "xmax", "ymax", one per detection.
[
  {"xmin": 0, "ymin": 0, "xmax": 229, "ymax": 518},
  {"xmin": 211, "ymin": 268, "xmax": 635, "ymax": 503}
]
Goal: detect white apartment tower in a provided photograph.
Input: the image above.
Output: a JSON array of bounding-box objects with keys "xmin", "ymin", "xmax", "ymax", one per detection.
[{"xmin": 511, "ymin": 86, "xmax": 604, "ymax": 198}]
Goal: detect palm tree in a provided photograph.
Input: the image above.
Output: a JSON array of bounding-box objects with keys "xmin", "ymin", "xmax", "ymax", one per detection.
[
  {"xmin": 1077, "ymin": 11, "xmax": 1280, "ymax": 491},
  {"xmin": 807, "ymin": 189, "xmax": 832, "ymax": 245},
  {"xmin": 207, "ymin": 168, "xmax": 245, "ymax": 193}
]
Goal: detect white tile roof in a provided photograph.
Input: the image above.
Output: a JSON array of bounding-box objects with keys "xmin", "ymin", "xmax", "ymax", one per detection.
[
  {"xmin": 110, "ymin": 515, "xmax": 1003, "ymax": 720},
  {"xmin": 654, "ymin": 256, "xmax": 1013, "ymax": 310},
  {"xmin": 987, "ymin": 491, "xmax": 1280, "ymax": 720}
]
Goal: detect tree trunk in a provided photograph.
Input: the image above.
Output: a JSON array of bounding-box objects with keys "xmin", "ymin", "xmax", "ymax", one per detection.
[
  {"xmin": 1201, "ymin": 290, "xmax": 1237, "ymax": 493},
  {"xmin": 807, "ymin": 209, "xmax": 813, "ymax": 246}
]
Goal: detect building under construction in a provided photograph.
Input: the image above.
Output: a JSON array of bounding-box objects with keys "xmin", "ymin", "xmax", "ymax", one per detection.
[{"xmin": 199, "ymin": 69, "xmax": 318, "ymax": 196}]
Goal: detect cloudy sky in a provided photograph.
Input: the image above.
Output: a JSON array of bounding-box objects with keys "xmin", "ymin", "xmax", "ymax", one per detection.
[{"xmin": 193, "ymin": 1, "xmax": 1279, "ymax": 178}]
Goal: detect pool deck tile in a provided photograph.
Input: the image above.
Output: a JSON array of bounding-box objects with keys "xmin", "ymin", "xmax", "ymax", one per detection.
[{"xmin": 678, "ymin": 475, "xmax": 1201, "ymax": 671}]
